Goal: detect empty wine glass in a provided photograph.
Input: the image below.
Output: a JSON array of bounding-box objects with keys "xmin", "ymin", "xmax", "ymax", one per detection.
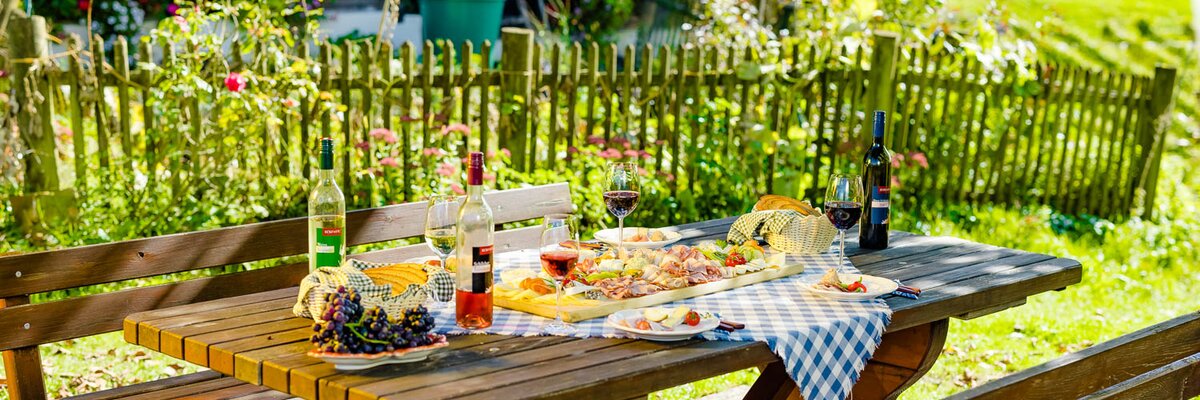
[
  {"xmin": 824, "ymin": 173, "xmax": 864, "ymax": 269},
  {"xmin": 540, "ymin": 213, "xmax": 580, "ymax": 335},
  {"xmin": 604, "ymin": 162, "xmax": 640, "ymax": 260},
  {"xmin": 425, "ymin": 194, "xmax": 458, "ymax": 307}
]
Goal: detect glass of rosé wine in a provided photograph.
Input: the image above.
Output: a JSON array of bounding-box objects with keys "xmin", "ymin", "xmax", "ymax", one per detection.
[{"xmin": 540, "ymin": 213, "xmax": 580, "ymax": 335}]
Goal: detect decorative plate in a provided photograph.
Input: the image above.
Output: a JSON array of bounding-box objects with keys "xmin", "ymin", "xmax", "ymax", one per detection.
[
  {"xmin": 593, "ymin": 228, "xmax": 683, "ymax": 249},
  {"xmin": 605, "ymin": 309, "xmax": 720, "ymax": 341},
  {"xmin": 801, "ymin": 273, "xmax": 899, "ymax": 301},
  {"xmin": 307, "ymin": 334, "xmax": 449, "ymax": 371}
]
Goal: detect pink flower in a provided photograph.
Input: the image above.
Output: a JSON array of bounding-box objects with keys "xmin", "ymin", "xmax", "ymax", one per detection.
[
  {"xmin": 450, "ymin": 183, "xmax": 465, "ymax": 195},
  {"xmin": 166, "ymin": 3, "xmax": 180, "ymax": 15},
  {"xmin": 354, "ymin": 141, "xmax": 370, "ymax": 151},
  {"xmin": 586, "ymin": 135, "xmax": 605, "ymax": 145},
  {"xmin": 369, "ymin": 128, "xmax": 397, "ymax": 144},
  {"xmin": 567, "ymin": 146, "xmax": 580, "ymax": 154},
  {"xmin": 659, "ymin": 172, "xmax": 676, "ymax": 182},
  {"xmin": 483, "ymin": 172, "xmax": 496, "ymax": 181},
  {"xmin": 282, "ymin": 98, "xmax": 298, "ymax": 108},
  {"xmin": 435, "ymin": 162, "xmax": 456, "ymax": 177},
  {"xmin": 399, "ymin": 115, "xmax": 421, "ymax": 123},
  {"xmin": 440, "ymin": 123, "xmax": 470, "ymax": 136},
  {"xmin": 890, "ymin": 175, "xmax": 902, "ymax": 189},
  {"xmin": 638, "ymin": 167, "xmax": 650, "ymax": 176},
  {"xmin": 224, "ymin": 72, "xmax": 246, "ymax": 92},
  {"xmin": 890, "ymin": 153, "xmax": 904, "ymax": 168},
  {"xmin": 500, "ymin": 148, "xmax": 511, "ymax": 157},
  {"xmin": 909, "ymin": 152, "xmax": 929, "ymax": 169},
  {"xmin": 623, "ymin": 149, "xmax": 640, "ymax": 159},
  {"xmin": 423, "ymin": 148, "xmax": 446, "ymax": 157},
  {"xmin": 380, "ymin": 157, "xmax": 399, "ymax": 168},
  {"xmin": 640, "ymin": 150, "xmax": 652, "ymax": 160},
  {"xmin": 597, "ymin": 148, "xmax": 623, "ymax": 159},
  {"xmin": 174, "ymin": 16, "xmax": 189, "ymax": 33},
  {"xmin": 0, "ymin": 70, "xmax": 7, "ymax": 78}
]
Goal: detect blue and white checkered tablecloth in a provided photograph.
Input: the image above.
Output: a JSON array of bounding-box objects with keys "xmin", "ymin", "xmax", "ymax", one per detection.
[{"xmin": 428, "ymin": 248, "xmax": 892, "ymax": 400}]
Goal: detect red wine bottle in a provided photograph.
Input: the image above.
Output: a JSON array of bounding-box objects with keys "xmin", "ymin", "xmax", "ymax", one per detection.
[{"xmin": 860, "ymin": 111, "xmax": 891, "ymax": 249}]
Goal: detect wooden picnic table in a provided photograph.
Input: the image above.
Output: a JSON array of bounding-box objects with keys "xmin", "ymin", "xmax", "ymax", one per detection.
[{"xmin": 123, "ymin": 217, "xmax": 1082, "ymax": 400}]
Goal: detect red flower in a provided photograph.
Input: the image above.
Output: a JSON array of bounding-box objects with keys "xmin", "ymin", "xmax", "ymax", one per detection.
[
  {"xmin": 224, "ymin": 72, "xmax": 246, "ymax": 92},
  {"xmin": 166, "ymin": 3, "xmax": 180, "ymax": 15},
  {"xmin": 439, "ymin": 123, "xmax": 470, "ymax": 136},
  {"xmin": 77, "ymin": 0, "xmax": 91, "ymax": 11}
]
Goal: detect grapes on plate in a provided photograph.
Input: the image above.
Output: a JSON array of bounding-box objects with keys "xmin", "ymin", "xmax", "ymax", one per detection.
[{"xmin": 310, "ymin": 286, "xmax": 440, "ymax": 354}]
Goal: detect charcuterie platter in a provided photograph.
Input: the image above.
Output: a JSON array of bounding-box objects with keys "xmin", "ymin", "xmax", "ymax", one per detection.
[{"xmin": 494, "ymin": 240, "xmax": 806, "ymax": 322}]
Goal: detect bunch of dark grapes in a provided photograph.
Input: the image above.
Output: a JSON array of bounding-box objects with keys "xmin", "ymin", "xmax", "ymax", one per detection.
[{"xmin": 310, "ymin": 286, "xmax": 439, "ymax": 354}]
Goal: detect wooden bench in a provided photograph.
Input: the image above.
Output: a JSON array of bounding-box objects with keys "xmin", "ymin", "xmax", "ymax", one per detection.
[
  {"xmin": 947, "ymin": 311, "xmax": 1200, "ymax": 399},
  {"xmin": 0, "ymin": 183, "xmax": 573, "ymax": 400}
]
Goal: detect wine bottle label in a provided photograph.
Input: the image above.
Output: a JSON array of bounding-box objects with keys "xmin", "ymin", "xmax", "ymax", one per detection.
[
  {"xmin": 471, "ymin": 245, "xmax": 494, "ymax": 293},
  {"xmin": 871, "ymin": 186, "xmax": 890, "ymax": 224},
  {"xmin": 313, "ymin": 227, "xmax": 344, "ymax": 268}
]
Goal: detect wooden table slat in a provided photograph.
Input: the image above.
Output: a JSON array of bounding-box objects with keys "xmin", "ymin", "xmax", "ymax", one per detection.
[
  {"xmin": 347, "ymin": 337, "xmax": 635, "ymax": 400},
  {"xmin": 120, "ymin": 377, "xmax": 248, "ymax": 400},
  {"xmin": 163, "ymin": 307, "xmax": 300, "ymax": 358},
  {"xmin": 448, "ymin": 340, "xmax": 777, "ymax": 400},
  {"xmin": 317, "ymin": 334, "xmax": 516, "ymax": 400},
  {"xmin": 184, "ymin": 319, "xmax": 313, "ymax": 366},
  {"xmin": 209, "ymin": 326, "xmax": 317, "ymax": 374}
]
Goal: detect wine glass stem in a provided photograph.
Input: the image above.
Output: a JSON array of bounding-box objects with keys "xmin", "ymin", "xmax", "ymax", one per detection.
[
  {"xmin": 838, "ymin": 229, "xmax": 847, "ymax": 270},
  {"xmin": 617, "ymin": 216, "xmax": 625, "ymax": 260},
  {"xmin": 554, "ymin": 280, "xmax": 564, "ymax": 325}
]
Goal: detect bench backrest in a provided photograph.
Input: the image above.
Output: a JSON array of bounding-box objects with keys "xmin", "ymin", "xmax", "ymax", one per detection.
[
  {"xmin": 947, "ymin": 310, "xmax": 1200, "ymax": 399},
  {"xmin": 0, "ymin": 183, "xmax": 573, "ymax": 399}
]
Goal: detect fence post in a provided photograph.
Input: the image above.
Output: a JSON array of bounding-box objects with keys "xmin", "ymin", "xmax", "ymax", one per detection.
[
  {"xmin": 500, "ymin": 27, "xmax": 533, "ymax": 171},
  {"xmin": 1135, "ymin": 66, "xmax": 1176, "ymax": 219},
  {"xmin": 9, "ymin": 15, "xmax": 58, "ymax": 195},
  {"xmin": 866, "ymin": 31, "xmax": 898, "ymax": 145}
]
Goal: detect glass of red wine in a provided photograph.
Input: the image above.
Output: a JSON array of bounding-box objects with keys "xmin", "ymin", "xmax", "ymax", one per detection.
[
  {"xmin": 540, "ymin": 213, "xmax": 580, "ymax": 335},
  {"xmin": 604, "ymin": 162, "xmax": 640, "ymax": 260},
  {"xmin": 824, "ymin": 173, "xmax": 864, "ymax": 269}
]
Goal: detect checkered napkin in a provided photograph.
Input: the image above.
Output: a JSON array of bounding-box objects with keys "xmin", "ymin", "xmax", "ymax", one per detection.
[
  {"xmin": 427, "ymin": 249, "xmax": 892, "ymax": 400},
  {"xmin": 294, "ymin": 259, "xmax": 454, "ymax": 321},
  {"xmin": 727, "ymin": 210, "xmax": 838, "ymax": 255}
]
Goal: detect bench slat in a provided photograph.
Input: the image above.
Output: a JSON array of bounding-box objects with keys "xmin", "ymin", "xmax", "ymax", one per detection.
[
  {"xmin": 948, "ymin": 311, "xmax": 1200, "ymax": 399},
  {"xmin": 65, "ymin": 370, "xmax": 224, "ymax": 400},
  {"xmin": 0, "ymin": 264, "xmax": 307, "ymax": 352},
  {"xmin": 1081, "ymin": 352, "xmax": 1200, "ymax": 400},
  {"xmin": 0, "ymin": 183, "xmax": 572, "ymax": 298}
]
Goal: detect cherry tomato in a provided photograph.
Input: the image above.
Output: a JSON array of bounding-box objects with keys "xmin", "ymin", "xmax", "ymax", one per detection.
[
  {"xmin": 684, "ymin": 311, "xmax": 701, "ymax": 326},
  {"xmin": 635, "ymin": 320, "xmax": 651, "ymax": 330},
  {"xmin": 725, "ymin": 252, "xmax": 747, "ymax": 266}
]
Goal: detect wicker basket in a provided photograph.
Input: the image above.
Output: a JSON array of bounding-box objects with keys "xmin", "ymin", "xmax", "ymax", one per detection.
[
  {"xmin": 728, "ymin": 210, "xmax": 838, "ymax": 255},
  {"xmin": 295, "ymin": 259, "xmax": 454, "ymax": 321}
]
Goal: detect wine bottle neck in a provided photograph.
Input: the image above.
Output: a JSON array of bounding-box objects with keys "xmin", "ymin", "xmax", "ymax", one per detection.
[
  {"xmin": 317, "ymin": 168, "xmax": 337, "ymax": 183},
  {"xmin": 466, "ymin": 181, "xmax": 484, "ymax": 200}
]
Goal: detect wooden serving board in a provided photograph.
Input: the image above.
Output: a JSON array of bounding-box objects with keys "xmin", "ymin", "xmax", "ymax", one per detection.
[{"xmin": 495, "ymin": 262, "xmax": 807, "ymax": 322}]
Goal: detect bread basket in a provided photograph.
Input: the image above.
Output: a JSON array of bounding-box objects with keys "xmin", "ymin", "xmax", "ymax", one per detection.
[
  {"xmin": 293, "ymin": 259, "xmax": 454, "ymax": 321},
  {"xmin": 727, "ymin": 209, "xmax": 839, "ymax": 255}
]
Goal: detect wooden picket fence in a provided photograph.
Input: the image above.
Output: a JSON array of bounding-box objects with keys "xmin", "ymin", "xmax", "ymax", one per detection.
[{"xmin": 4, "ymin": 14, "xmax": 1176, "ymax": 223}]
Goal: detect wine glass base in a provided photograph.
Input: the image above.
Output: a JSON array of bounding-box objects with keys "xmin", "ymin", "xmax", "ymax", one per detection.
[{"xmin": 543, "ymin": 321, "xmax": 577, "ymax": 335}]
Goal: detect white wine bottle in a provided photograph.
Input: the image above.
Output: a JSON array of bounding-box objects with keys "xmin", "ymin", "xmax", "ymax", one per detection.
[
  {"xmin": 309, "ymin": 138, "xmax": 346, "ymax": 271},
  {"xmin": 455, "ymin": 151, "xmax": 494, "ymax": 329}
]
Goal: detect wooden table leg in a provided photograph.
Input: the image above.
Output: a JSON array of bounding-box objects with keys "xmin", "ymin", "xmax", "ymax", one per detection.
[
  {"xmin": 742, "ymin": 319, "xmax": 949, "ymax": 400},
  {"xmin": 852, "ymin": 319, "xmax": 950, "ymax": 400}
]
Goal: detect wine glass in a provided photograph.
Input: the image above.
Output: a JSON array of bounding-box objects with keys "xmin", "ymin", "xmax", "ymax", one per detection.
[
  {"xmin": 425, "ymin": 194, "xmax": 458, "ymax": 307},
  {"xmin": 604, "ymin": 162, "xmax": 640, "ymax": 260},
  {"xmin": 540, "ymin": 213, "xmax": 580, "ymax": 335},
  {"xmin": 824, "ymin": 173, "xmax": 864, "ymax": 270}
]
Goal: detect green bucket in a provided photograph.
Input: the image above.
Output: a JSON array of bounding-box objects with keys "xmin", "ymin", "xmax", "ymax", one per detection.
[{"xmin": 419, "ymin": 0, "xmax": 505, "ymax": 49}]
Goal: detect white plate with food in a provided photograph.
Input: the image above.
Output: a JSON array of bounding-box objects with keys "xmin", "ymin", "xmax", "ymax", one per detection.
[
  {"xmin": 307, "ymin": 334, "xmax": 449, "ymax": 370},
  {"xmin": 593, "ymin": 228, "xmax": 682, "ymax": 249},
  {"xmin": 605, "ymin": 306, "xmax": 720, "ymax": 341},
  {"xmin": 802, "ymin": 269, "xmax": 898, "ymax": 301}
]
